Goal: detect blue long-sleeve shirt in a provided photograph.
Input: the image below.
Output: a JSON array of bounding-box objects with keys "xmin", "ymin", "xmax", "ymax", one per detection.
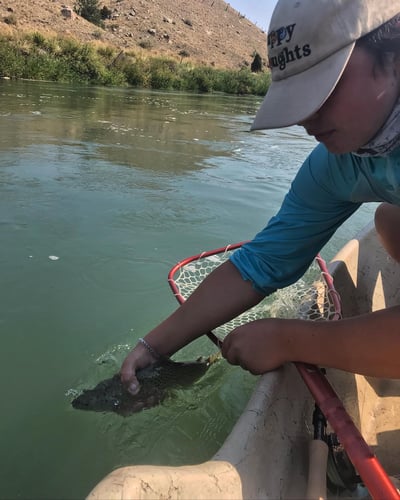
[{"xmin": 230, "ymin": 144, "xmax": 400, "ymax": 295}]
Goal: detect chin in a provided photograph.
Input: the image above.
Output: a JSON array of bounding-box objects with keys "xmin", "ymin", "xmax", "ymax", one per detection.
[{"xmin": 322, "ymin": 140, "xmax": 356, "ymax": 155}]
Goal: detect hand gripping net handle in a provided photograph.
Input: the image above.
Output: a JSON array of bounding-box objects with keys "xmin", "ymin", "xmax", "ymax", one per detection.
[{"xmin": 168, "ymin": 243, "xmax": 398, "ymax": 499}]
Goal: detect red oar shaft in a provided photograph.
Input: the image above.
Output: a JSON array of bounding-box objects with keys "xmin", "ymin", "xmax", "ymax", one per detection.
[{"xmin": 297, "ymin": 362, "xmax": 399, "ymax": 499}]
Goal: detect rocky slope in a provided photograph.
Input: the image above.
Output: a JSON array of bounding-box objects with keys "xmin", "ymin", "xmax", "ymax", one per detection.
[{"xmin": 0, "ymin": 0, "xmax": 267, "ymax": 70}]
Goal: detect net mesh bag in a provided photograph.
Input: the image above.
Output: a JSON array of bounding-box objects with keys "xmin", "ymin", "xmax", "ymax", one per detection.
[{"xmin": 169, "ymin": 245, "xmax": 341, "ymax": 342}]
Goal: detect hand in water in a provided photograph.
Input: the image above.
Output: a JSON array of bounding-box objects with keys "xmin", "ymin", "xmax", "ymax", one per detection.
[{"xmin": 120, "ymin": 341, "xmax": 158, "ymax": 395}]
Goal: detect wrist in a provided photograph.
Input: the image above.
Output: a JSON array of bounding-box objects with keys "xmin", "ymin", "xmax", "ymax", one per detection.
[
  {"xmin": 283, "ymin": 319, "xmax": 332, "ymax": 366},
  {"xmin": 137, "ymin": 337, "xmax": 169, "ymax": 361},
  {"xmin": 280, "ymin": 319, "xmax": 311, "ymax": 363}
]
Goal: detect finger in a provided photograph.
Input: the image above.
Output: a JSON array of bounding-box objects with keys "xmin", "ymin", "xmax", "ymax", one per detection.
[
  {"xmin": 221, "ymin": 341, "xmax": 241, "ymax": 366},
  {"xmin": 120, "ymin": 357, "xmax": 141, "ymax": 395},
  {"xmin": 220, "ymin": 330, "xmax": 234, "ymax": 358},
  {"xmin": 120, "ymin": 371, "xmax": 141, "ymax": 395},
  {"xmin": 120, "ymin": 355, "xmax": 134, "ymax": 382},
  {"xmin": 126, "ymin": 375, "xmax": 140, "ymax": 395},
  {"xmin": 220, "ymin": 338, "xmax": 230, "ymax": 360}
]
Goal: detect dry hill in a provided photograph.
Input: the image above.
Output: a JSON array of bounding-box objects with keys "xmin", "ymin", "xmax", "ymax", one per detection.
[{"xmin": 0, "ymin": 0, "xmax": 267, "ymax": 70}]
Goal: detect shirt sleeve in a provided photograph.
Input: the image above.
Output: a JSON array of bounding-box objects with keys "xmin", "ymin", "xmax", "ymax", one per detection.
[{"xmin": 229, "ymin": 144, "xmax": 362, "ymax": 295}]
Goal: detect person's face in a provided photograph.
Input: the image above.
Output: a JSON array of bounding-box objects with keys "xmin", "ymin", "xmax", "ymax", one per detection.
[{"xmin": 298, "ymin": 46, "xmax": 400, "ymax": 154}]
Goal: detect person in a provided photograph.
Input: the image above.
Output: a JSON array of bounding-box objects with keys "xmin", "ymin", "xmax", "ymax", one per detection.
[{"xmin": 121, "ymin": 0, "xmax": 400, "ymax": 395}]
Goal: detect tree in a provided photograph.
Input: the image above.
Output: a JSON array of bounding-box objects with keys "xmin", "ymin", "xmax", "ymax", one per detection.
[
  {"xmin": 251, "ymin": 52, "xmax": 263, "ymax": 73},
  {"xmin": 74, "ymin": 0, "xmax": 103, "ymax": 27}
]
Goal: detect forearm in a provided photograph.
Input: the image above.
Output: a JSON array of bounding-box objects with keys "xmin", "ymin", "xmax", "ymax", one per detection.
[
  {"xmin": 285, "ymin": 306, "xmax": 400, "ymax": 378},
  {"xmin": 146, "ymin": 260, "xmax": 264, "ymax": 356}
]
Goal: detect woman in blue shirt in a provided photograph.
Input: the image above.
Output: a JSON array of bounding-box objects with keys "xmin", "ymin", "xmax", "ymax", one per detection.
[{"xmin": 121, "ymin": 0, "xmax": 400, "ymax": 394}]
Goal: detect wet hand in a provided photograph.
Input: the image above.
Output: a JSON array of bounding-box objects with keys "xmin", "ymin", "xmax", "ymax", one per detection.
[{"xmin": 120, "ymin": 340, "xmax": 158, "ymax": 395}]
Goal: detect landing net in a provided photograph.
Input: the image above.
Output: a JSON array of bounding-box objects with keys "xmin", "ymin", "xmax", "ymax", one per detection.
[
  {"xmin": 167, "ymin": 243, "xmax": 400, "ymax": 499},
  {"xmin": 168, "ymin": 242, "xmax": 341, "ymax": 346}
]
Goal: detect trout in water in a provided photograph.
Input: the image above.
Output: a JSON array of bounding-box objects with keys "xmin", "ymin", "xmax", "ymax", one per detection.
[{"xmin": 71, "ymin": 354, "xmax": 219, "ymax": 416}]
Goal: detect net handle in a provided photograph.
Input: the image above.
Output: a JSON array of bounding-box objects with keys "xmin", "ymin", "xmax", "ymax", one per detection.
[{"xmin": 168, "ymin": 243, "xmax": 399, "ymax": 499}]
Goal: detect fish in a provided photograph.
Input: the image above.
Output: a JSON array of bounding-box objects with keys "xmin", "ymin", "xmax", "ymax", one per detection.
[{"xmin": 71, "ymin": 354, "xmax": 220, "ymax": 416}]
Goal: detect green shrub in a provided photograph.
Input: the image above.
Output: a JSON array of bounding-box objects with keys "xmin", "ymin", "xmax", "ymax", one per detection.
[
  {"xmin": 97, "ymin": 45, "xmax": 115, "ymax": 59},
  {"xmin": 92, "ymin": 30, "xmax": 103, "ymax": 40},
  {"xmin": 148, "ymin": 58, "xmax": 187, "ymax": 90},
  {"xmin": 0, "ymin": 40, "xmax": 25, "ymax": 78},
  {"xmin": 31, "ymin": 32, "xmax": 46, "ymax": 47},
  {"xmin": 74, "ymin": 0, "xmax": 104, "ymax": 27},
  {"xmin": 29, "ymin": 32, "xmax": 61, "ymax": 55},
  {"xmin": 100, "ymin": 6, "xmax": 112, "ymax": 20},
  {"xmin": 253, "ymin": 71, "xmax": 271, "ymax": 96},
  {"xmin": 138, "ymin": 40, "xmax": 152, "ymax": 50},
  {"xmin": 123, "ymin": 58, "xmax": 148, "ymax": 87},
  {"xmin": 0, "ymin": 32, "xmax": 271, "ymax": 95}
]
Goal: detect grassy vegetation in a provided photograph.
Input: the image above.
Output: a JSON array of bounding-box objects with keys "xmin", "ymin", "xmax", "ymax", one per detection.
[{"xmin": 0, "ymin": 32, "xmax": 270, "ymax": 96}]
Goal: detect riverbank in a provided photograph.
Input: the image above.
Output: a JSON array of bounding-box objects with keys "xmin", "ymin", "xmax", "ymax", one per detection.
[
  {"xmin": 0, "ymin": 0, "xmax": 267, "ymax": 71},
  {"xmin": 0, "ymin": 32, "xmax": 270, "ymax": 95}
]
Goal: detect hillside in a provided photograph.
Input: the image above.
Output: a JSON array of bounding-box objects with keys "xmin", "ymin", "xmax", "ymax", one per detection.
[{"xmin": 0, "ymin": 0, "xmax": 267, "ymax": 70}]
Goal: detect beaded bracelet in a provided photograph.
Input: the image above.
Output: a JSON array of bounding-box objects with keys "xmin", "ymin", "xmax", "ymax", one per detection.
[{"xmin": 138, "ymin": 337, "xmax": 161, "ymax": 359}]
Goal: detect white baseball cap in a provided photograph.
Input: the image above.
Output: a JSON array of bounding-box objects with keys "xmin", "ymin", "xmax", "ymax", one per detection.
[{"xmin": 251, "ymin": 0, "xmax": 400, "ymax": 130}]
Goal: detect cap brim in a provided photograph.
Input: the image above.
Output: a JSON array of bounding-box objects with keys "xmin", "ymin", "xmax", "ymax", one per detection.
[{"xmin": 251, "ymin": 43, "xmax": 355, "ymax": 130}]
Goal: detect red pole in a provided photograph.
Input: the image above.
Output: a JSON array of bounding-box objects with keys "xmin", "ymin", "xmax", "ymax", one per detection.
[{"xmin": 297, "ymin": 362, "xmax": 399, "ymax": 499}]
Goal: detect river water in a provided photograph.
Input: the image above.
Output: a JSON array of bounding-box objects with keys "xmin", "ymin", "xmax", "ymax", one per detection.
[{"xmin": 0, "ymin": 80, "xmax": 376, "ymax": 499}]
